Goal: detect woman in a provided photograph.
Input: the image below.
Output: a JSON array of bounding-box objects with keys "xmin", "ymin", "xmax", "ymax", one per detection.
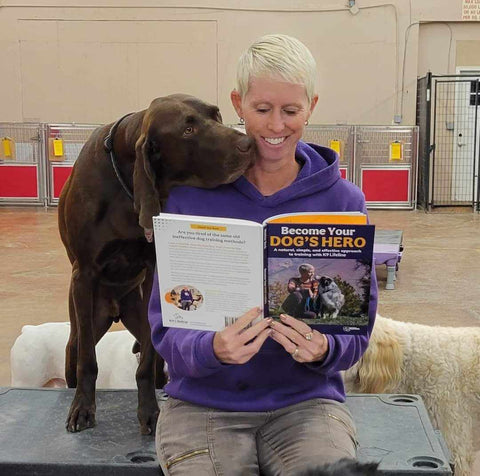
[
  {"xmin": 282, "ymin": 263, "xmax": 318, "ymax": 318},
  {"xmin": 149, "ymin": 34, "xmax": 377, "ymax": 475}
]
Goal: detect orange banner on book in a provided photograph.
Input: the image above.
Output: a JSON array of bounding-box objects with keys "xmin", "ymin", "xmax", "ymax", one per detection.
[
  {"xmin": 191, "ymin": 224, "xmax": 227, "ymax": 231},
  {"xmin": 267, "ymin": 214, "xmax": 367, "ymax": 225}
]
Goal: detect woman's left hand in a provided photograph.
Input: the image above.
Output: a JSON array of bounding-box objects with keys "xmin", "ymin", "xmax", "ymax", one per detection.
[{"xmin": 269, "ymin": 313, "xmax": 329, "ymax": 363}]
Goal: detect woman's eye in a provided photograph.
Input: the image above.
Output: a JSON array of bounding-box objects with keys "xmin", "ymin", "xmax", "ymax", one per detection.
[
  {"xmin": 284, "ymin": 109, "xmax": 298, "ymax": 116},
  {"xmin": 184, "ymin": 127, "xmax": 194, "ymax": 135},
  {"xmin": 256, "ymin": 109, "xmax": 269, "ymax": 114}
]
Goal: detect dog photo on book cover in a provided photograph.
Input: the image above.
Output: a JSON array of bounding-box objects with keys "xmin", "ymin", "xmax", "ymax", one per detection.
[{"xmin": 268, "ymin": 257, "xmax": 371, "ymax": 327}]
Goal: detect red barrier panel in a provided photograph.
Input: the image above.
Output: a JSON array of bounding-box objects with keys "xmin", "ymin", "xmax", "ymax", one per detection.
[
  {"xmin": 52, "ymin": 166, "xmax": 73, "ymax": 198},
  {"xmin": 0, "ymin": 165, "xmax": 38, "ymax": 198},
  {"xmin": 361, "ymin": 168, "xmax": 410, "ymax": 202}
]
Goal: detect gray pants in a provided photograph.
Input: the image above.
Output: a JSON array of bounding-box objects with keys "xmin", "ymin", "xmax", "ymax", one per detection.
[{"xmin": 156, "ymin": 397, "xmax": 357, "ymax": 475}]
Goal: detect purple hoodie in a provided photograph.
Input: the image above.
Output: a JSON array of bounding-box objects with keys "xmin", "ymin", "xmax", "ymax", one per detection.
[{"xmin": 149, "ymin": 141, "xmax": 377, "ymax": 411}]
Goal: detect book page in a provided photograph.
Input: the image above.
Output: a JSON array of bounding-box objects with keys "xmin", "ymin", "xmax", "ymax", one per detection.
[{"xmin": 153, "ymin": 214, "xmax": 264, "ymax": 331}]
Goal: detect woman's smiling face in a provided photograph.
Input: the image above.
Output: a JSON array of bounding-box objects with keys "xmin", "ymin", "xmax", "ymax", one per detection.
[{"xmin": 232, "ymin": 76, "xmax": 317, "ymax": 165}]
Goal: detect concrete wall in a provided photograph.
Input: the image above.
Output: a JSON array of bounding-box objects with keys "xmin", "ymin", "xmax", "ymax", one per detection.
[
  {"xmin": 0, "ymin": 0, "xmax": 478, "ymax": 125},
  {"xmin": 418, "ymin": 22, "xmax": 480, "ymax": 76}
]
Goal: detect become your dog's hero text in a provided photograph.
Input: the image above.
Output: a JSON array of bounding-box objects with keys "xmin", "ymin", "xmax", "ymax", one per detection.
[{"xmin": 270, "ymin": 226, "xmax": 367, "ymax": 249}]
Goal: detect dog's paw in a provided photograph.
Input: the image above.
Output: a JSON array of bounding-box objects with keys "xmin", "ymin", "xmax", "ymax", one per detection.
[
  {"xmin": 138, "ymin": 404, "xmax": 160, "ymax": 435},
  {"xmin": 66, "ymin": 396, "xmax": 96, "ymax": 433}
]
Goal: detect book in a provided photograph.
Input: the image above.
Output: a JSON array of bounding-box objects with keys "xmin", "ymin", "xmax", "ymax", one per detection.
[{"xmin": 153, "ymin": 212, "xmax": 375, "ymax": 334}]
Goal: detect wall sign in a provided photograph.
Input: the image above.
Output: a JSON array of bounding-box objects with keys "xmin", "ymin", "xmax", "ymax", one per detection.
[{"xmin": 462, "ymin": 0, "xmax": 480, "ymax": 20}]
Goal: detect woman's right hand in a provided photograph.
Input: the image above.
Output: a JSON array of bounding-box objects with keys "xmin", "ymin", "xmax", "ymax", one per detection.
[{"xmin": 213, "ymin": 307, "xmax": 272, "ymax": 364}]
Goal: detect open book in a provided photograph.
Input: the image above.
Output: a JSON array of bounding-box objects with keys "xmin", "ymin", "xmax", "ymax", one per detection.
[{"xmin": 153, "ymin": 212, "xmax": 374, "ymax": 334}]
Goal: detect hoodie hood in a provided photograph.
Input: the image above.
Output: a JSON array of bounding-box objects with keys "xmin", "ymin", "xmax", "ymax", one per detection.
[{"xmin": 231, "ymin": 141, "xmax": 341, "ymax": 208}]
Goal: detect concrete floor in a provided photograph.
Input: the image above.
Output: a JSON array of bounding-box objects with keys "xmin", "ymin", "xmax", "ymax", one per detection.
[{"xmin": 0, "ymin": 206, "xmax": 479, "ymax": 473}]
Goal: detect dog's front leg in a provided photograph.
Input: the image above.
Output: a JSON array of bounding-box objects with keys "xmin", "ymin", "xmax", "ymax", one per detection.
[
  {"xmin": 122, "ymin": 314, "xmax": 159, "ymax": 435},
  {"xmin": 137, "ymin": 338, "xmax": 160, "ymax": 435},
  {"xmin": 121, "ymin": 271, "xmax": 160, "ymax": 435},
  {"xmin": 66, "ymin": 267, "xmax": 98, "ymax": 432},
  {"xmin": 65, "ymin": 280, "xmax": 78, "ymax": 388}
]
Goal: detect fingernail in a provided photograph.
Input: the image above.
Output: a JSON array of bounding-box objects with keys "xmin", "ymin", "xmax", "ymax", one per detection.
[
  {"xmin": 266, "ymin": 317, "xmax": 273, "ymax": 324},
  {"xmin": 280, "ymin": 314, "xmax": 287, "ymax": 321}
]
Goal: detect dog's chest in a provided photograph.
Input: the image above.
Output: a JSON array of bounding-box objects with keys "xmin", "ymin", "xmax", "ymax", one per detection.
[{"xmin": 97, "ymin": 239, "xmax": 155, "ymax": 284}]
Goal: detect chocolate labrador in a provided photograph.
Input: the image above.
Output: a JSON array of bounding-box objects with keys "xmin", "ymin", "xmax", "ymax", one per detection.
[{"xmin": 58, "ymin": 94, "xmax": 255, "ymax": 434}]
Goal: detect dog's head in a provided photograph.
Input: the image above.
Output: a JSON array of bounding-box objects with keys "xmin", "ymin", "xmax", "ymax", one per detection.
[
  {"xmin": 319, "ymin": 276, "xmax": 334, "ymax": 290},
  {"xmin": 298, "ymin": 458, "xmax": 380, "ymax": 476},
  {"xmin": 133, "ymin": 94, "xmax": 255, "ymax": 235}
]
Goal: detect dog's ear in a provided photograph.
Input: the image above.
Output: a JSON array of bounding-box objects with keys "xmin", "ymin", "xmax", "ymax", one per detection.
[
  {"xmin": 212, "ymin": 106, "xmax": 223, "ymax": 123},
  {"xmin": 356, "ymin": 320, "xmax": 403, "ymax": 393},
  {"xmin": 132, "ymin": 340, "xmax": 141, "ymax": 354},
  {"xmin": 133, "ymin": 133, "xmax": 160, "ymax": 240}
]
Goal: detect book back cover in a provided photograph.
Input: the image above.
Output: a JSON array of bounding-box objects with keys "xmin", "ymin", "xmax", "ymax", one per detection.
[{"xmin": 153, "ymin": 214, "xmax": 264, "ymax": 331}]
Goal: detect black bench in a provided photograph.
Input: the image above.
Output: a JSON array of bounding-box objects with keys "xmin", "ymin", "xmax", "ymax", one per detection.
[{"xmin": 0, "ymin": 388, "xmax": 451, "ymax": 475}]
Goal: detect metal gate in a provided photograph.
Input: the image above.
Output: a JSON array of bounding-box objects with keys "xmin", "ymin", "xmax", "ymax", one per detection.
[
  {"xmin": 417, "ymin": 73, "xmax": 480, "ymax": 210},
  {"xmin": 45, "ymin": 123, "xmax": 100, "ymax": 205},
  {"xmin": 0, "ymin": 123, "xmax": 46, "ymax": 205},
  {"xmin": 354, "ymin": 126, "xmax": 417, "ymax": 209},
  {"xmin": 303, "ymin": 125, "xmax": 417, "ymax": 209}
]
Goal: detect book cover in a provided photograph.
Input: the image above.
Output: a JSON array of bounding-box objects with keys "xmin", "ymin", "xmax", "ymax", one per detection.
[
  {"xmin": 265, "ymin": 222, "xmax": 375, "ymax": 334},
  {"xmin": 153, "ymin": 213, "xmax": 374, "ymax": 334}
]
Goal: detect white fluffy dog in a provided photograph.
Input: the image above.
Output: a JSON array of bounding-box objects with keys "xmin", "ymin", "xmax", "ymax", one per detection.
[
  {"xmin": 10, "ymin": 322, "xmax": 138, "ymax": 389},
  {"xmin": 344, "ymin": 315, "xmax": 480, "ymax": 476}
]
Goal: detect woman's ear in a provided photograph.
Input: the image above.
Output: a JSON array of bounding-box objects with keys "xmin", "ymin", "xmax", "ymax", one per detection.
[
  {"xmin": 309, "ymin": 94, "xmax": 319, "ymax": 116},
  {"xmin": 230, "ymin": 90, "xmax": 243, "ymax": 118}
]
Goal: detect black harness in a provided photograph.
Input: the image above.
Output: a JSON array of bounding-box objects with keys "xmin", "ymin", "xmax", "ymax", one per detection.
[{"xmin": 103, "ymin": 113, "xmax": 135, "ymax": 201}]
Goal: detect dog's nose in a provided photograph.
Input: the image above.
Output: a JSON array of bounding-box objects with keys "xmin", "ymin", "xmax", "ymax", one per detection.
[{"xmin": 235, "ymin": 135, "xmax": 254, "ymax": 153}]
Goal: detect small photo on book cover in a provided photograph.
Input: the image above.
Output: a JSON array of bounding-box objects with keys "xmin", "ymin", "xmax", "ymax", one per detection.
[
  {"xmin": 164, "ymin": 285, "xmax": 204, "ymax": 312},
  {"xmin": 267, "ymin": 257, "xmax": 371, "ymax": 327}
]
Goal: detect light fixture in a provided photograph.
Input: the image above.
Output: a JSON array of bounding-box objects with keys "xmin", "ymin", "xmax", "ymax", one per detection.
[{"xmin": 348, "ymin": 0, "xmax": 359, "ymax": 15}]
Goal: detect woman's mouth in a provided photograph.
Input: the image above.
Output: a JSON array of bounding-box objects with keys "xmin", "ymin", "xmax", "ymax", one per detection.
[{"xmin": 263, "ymin": 137, "xmax": 286, "ymax": 145}]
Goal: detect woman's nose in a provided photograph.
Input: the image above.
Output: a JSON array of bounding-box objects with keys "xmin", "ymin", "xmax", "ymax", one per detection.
[{"xmin": 267, "ymin": 111, "xmax": 284, "ymax": 133}]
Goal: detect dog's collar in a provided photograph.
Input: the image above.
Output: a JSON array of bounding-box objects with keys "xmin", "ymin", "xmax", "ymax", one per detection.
[{"xmin": 104, "ymin": 112, "xmax": 135, "ymax": 201}]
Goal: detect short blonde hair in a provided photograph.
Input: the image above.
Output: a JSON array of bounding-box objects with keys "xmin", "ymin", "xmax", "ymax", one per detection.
[{"xmin": 236, "ymin": 34, "xmax": 317, "ymax": 103}]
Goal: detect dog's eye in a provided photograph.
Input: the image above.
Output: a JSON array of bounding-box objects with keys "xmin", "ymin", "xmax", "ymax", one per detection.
[{"xmin": 184, "ymin": 127, "xmax": 194, "ymax": 135}]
